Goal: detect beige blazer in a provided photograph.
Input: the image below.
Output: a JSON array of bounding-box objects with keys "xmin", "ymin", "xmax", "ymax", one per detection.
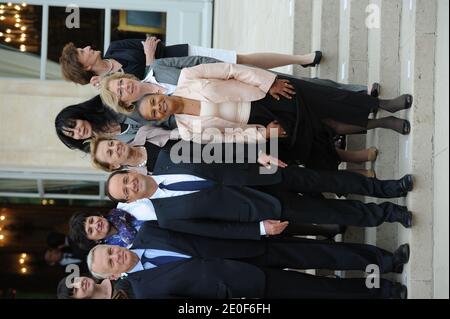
[
  {"xmin": 173, "ymin": 63, "xmax": 275, "ymax": 143},
  {"xmin": 173, "ymin": 62, "xmax": 277, "ymax": 103},
  {"xmin": 129, "ymin": 64, "xmax": 275, "ymax": 147}
]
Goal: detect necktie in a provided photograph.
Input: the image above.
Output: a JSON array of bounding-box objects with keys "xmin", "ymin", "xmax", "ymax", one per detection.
[
  {"xmin": 141, "ymin": 253, "xmax": 187, "ymax": 268},
  {"xmin": 158, "ymin": 180, "xmax": 216, "ymax": 191}
]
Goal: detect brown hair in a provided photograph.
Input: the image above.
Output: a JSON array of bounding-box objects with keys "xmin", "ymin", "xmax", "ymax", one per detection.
[
  {"xmin": 100, "ymin": 72, "xmax": 139, "ymax": 114},
  {"xmin": 90, "ymin": 136, "xmax": 118, "ymax": 172},
  {"xmin": 59, "ymin": 42, "xmax": 95, "ymax": 85}
]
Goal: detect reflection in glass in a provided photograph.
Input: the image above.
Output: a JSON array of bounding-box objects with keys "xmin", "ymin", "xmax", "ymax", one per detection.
[
  {"xmin": 0, "ymin": 179, "xmax": 38, "ymax": 193},
  {"xmin": 0, "ymin": 3, "xmax": 42, "ymax": 78},
  {"xmin": 111, "ymin": 9, "xmax": 166, "ymax": 42},
  {"xmin": 46, "ymin": 6, "xmax": 105, "ymax": 79},
  {"xmin": 42, "ymin": 180, "xmax": 99, "ymax": 196}
]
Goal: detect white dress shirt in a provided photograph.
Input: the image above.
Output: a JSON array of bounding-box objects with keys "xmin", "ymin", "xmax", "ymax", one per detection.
[
  {"xmin": 117, "ymin": 198, "xmax": 157, "ymax": 221},
  {"xmin": 127, "ymin": 249, "xmax": 191, "ymax": 273},
  {"xmin": 150, "ymin": 174, "xmax": 207, "ymax": 199},
  {"xmin": 142, "ymin": 70, "xmax": 177, "ymax": 95},
  {"xmin": 117, "ymin": 175, "xmax": 266, "ymax": 235}
]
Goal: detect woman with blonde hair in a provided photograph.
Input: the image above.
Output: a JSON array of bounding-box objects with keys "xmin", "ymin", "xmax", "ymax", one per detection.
[{"xmin": 130, "ymin": 63, "xmax": 412, "ymax": 171}]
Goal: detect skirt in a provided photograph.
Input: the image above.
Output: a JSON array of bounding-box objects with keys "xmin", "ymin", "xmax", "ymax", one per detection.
[
  {"xmin": 277, "ymin": 74, "xmax": 379, "ymax": 128},
  {"xmin": 249, "ymin": 94, "xmax": 340, "ymax": 171}
]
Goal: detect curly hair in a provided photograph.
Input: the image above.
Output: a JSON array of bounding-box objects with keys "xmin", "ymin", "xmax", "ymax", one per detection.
[{"xmin": 59, "ymin": 42, "xmax": 96, "ymax": 85}]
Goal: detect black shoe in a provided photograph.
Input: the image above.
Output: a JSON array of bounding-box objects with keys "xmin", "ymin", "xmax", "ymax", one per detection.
[
  {"xmin": 399, "ymin": 174, "xmax": 414, "ymax": 195},
  {"xmin": 404, "ymin": 94, "xmax": 413, "ymax": 110},
  {"xmin": 402, "ymin": 211, "xmax": 413, "ymax": 228},
  {"xmin": 302, "ymin": 51, "xmax": 322, "ymax": 68},
  {"xmin": 370, "ymin": 82, "xmax": 381, "ymax": 97},
  {"xmin": 334, "ymin": 134, "xmax": 347, "ymax": 150},
  {"xmin": 324, "ymin": 225, "xmax": 348, "ymax": 240},
  {"xmin": 393, "ymin": 244, "xmax": 410, "ymax": 273},
  {"xmin": 390, "ymin": 283, "xmax": 408, "ymax": 299},
  {"xmin": 401, "ymin": 119, "xmax": 411, "ymax": 135}
]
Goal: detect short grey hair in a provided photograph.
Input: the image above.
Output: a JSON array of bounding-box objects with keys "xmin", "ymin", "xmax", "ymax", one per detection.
[{"xmin": 87, "ymin": 245, "xmax": 111, "ymax": 280}]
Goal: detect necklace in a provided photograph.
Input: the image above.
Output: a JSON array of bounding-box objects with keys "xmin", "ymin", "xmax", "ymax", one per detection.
[
  {"xmin": 135, "ymin": 147, "xmax": 147, "ymax": 168},
  {"xmin": 136, "ymin": 159, "xmax": 147, "ymax": 168},
  {"xmin": 103, "ymin": 59, "xmax": 114, "ymax": 76}
]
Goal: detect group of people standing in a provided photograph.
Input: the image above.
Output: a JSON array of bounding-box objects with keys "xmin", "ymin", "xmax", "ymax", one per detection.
[{"xmin": 53, "ymin": 36, "xmax": 414, "ymax": 299}]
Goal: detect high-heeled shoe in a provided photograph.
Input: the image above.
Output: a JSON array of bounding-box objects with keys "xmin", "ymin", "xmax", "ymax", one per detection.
[
  {"xmin": 404, "ymin": 94, "xmax": 413, "ymax": 110},
  {"xmin": 370, "ymin": 82, "xmax": 381, "ymax": 97},
  {"xmin": 301, "ymin": 51, "xmax": 322, "ymax": 68},
  {"xmin": 402, "ymin": 120, "xmax": 411, "ymax": 135},
  {"xmin": 367, "ymin": 147, "xmax": 379, "ymax": 162}
]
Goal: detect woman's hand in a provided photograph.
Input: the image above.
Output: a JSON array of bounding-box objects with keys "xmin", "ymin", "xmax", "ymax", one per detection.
[
  {"xmin": 265, "ymin": 121, "xmax": 288, "ymax": 139},
  {"xmin": 142, "ymin": 36, "xmax": 161, "ymax": 65},
  {"xmin": 269, "ymin": 79, "xmax": 296, "ymax": 100},
  {"xmin": 258, "ymin": 152, "xmax": 288, "ymax": 169},
  {"xmin": 90, "ymin": 76, "xmax": 102, "ymax": 89}
]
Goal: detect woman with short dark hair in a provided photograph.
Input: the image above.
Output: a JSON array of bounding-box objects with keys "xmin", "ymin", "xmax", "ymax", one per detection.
[
  {"xmin": 69, "ymin": 209, "xmax": 144, "ymax": 251},
  {"xmin": 57, "ymin": 275, "xmax": 134, "ymax": 299}
]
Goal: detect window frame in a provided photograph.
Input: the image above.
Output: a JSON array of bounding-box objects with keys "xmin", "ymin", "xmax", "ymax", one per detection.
[
  {"xmin": 9, "ymin": 0, "xmax": 213, "ymax": 80},
  {"xmin": 0, "ymin": 167, "xmax": 108, "ymax": 200}
]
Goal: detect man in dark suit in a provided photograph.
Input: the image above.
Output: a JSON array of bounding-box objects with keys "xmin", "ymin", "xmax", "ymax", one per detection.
[
  {"xmin": 105, "ymin": 148, "xmax": 414, "ymax": 240},
  {"xmin": 104, "ymin": 38, "xmax": 189, "ymax": 80},
  {"xmin": 87, "ymin": 222, "xmax": 408, "ymax": 299}
]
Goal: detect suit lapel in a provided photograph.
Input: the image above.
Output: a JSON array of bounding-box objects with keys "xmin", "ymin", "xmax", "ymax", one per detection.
[{"xmin": 128, "ymin": 259, "xmax": 188, "ymax": 285}]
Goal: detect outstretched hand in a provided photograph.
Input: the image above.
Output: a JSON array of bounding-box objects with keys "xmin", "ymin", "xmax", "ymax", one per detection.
[
  {"xmin": 269, "ymin": 79, "xmax": 296, "ymax": 100},
  {"xmin": 258, "ymin": 152, "xmax": 288, "ymax": 169},
  {"xmin": 263, "ymin": 220, "xmax": 289, "ymax": 236}
]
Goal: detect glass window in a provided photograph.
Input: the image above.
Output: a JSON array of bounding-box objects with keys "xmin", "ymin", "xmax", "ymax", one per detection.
[
  {"xmin": 42, "ymin": 180, "xmax": 100, "ymax": 196},
  {"xmin": 46, "ymin": 6, "xmax": 105, "ymax": 79},
  {"xmin": 0, "ymin": 179, "xmax": 38, "ymax": 193},
  {"xmin": 0, "ymin": 3, "xmax": 42, "ymax": 78},
  {"xmin": 0, "ymin": 196, "xmax": 114, "ymax": 207},
  {"xmin": 111, "ymin": 9, "xmax": 166, "ymax": 42}
]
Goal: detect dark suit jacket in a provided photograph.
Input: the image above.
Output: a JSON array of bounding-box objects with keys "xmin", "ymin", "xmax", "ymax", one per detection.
[
  {"xmin": 126, "ymin": 222, "xmax": 266, "ymax": 299},
  {"xmin": 151, "ymin": 149, "xmax": 283, "ymax": 240},
  {"xmin": 104, "ymin": 39, "xmax": 189, "ymax": 80},
  {"xmin": 145, "ymin": 140, "xmax": 265, "ymax": 174},
  {"xmin": 154, "ymin": 145, "xmax": 283, "ymax": 186}
]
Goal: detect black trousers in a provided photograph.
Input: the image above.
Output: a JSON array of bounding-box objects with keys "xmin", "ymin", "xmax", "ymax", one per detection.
[
  {"xmin": 235, "ymin": 239, "xmax": 395, "ymax": 298},
  {"xmin": 279, "ymin": 166, "xmax": 406, "ymax": 199},
  {"xmin": 254, "ymin": 171, "xmax": 407, "ymax": 228},
  {"xmin": 263, "ymin": 268, "xmax": 393, "ymax": 299},
  {"xmin": 241, "ymin": 238, "xmax": 395, "ymax": 273},
  {"xmin": 267, "ymin": 191, "xmax": 404, "ymax": 227}
]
